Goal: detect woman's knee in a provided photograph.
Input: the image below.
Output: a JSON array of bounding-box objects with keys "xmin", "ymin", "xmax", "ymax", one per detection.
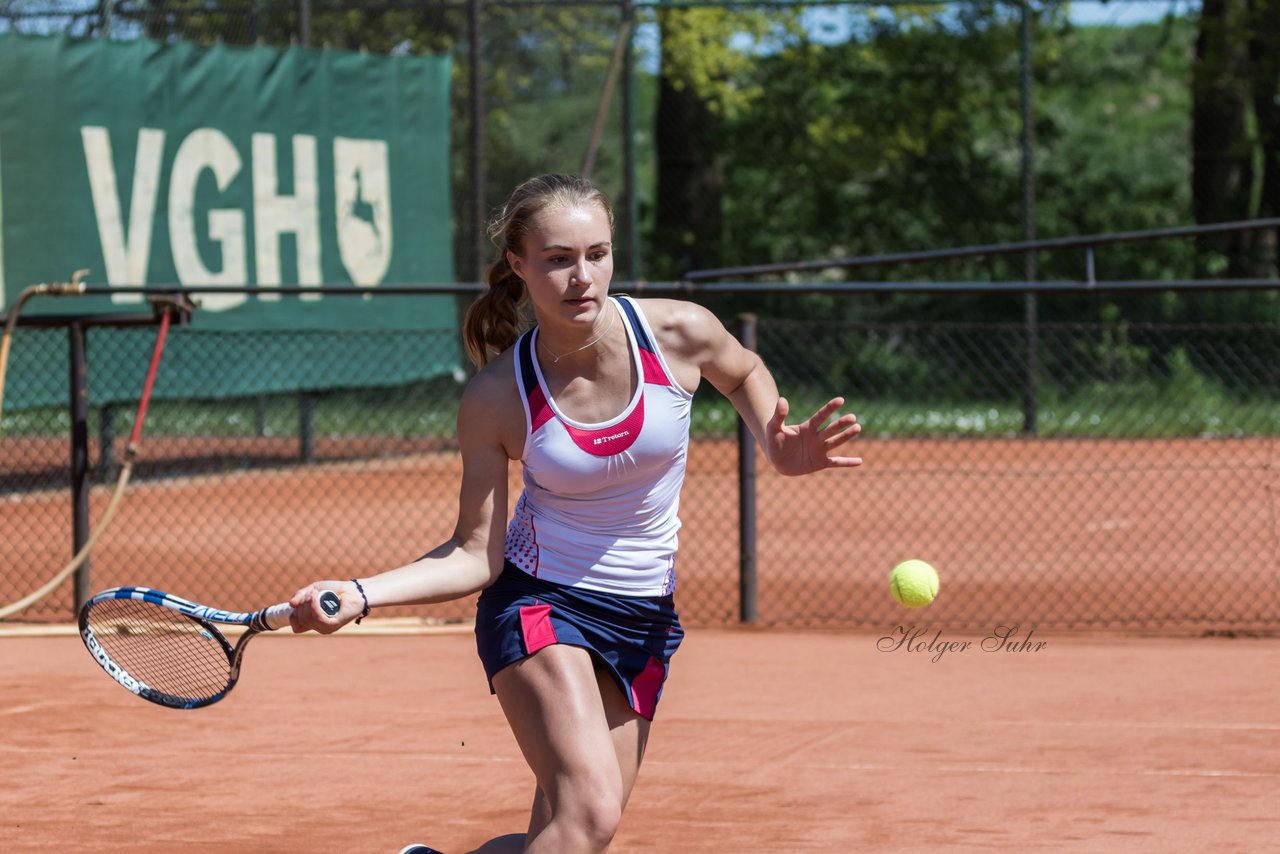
[
  {"xmin": 547, "ymin": 780, "xmax": 624, "ymax": 848},
  {"xmin": 583, "ymin": 788, "xmax": 624, "ymax": 844}
]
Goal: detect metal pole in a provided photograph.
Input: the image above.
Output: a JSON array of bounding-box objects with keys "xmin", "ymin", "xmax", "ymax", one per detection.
[
  {"xmin": 68, "ymin": 322, "xmax": 92, "ymax": 612},
  {"xmin": 469, "ymin": 0, "xmax": 488, "ymax": 282},
  {"xmin": 582, "ymin": 9, "xmax": 634, "ymax": 181},
  {"xmin": 297, "ymin": 0, "xmax": 311, "ymax": 46},
  {"xmin": 1019, "ymin": 0, "xmax": 1038, "ymax": 435},
  {"xmin": 299, "ymin": 392, "xmax": 315, "ymax": 462},
  {"xmin": 621, "ymin": 1, "xmax": 640, "ymax": 282},
  {"xmin": 99, "ymin": 403, "xmax": 117, "ymax": 482},
  {"xmin": 736, "ymin": 314, "xmax": 758, "ymax": 624}
]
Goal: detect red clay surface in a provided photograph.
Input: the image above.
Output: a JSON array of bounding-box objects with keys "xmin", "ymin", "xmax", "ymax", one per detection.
[
  {"xmin": 4, "ymin": 436, "xmax": 1276, "ymax": 630},
  {"xmin": 2, "ymin": 626, "xmax": 1277, "ymax": 852},
  {"xmin": 3, "ymin": 436, "xmax": 1277, "ymax": 851}
]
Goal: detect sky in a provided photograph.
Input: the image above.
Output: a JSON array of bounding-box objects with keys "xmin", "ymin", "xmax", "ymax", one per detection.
[
  {"xmin": 1067, "ymin": 0, "xmax": 1197, "ymax": 27},
  {"xmin": 636, "ymin": 1, "xmax": 1199, "ymax": 72}
]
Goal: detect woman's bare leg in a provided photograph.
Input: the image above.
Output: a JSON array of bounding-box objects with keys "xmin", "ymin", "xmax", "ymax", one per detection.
[{"xmin": 468, "ymin": 648, "xmax": 654, "ymax": 853}]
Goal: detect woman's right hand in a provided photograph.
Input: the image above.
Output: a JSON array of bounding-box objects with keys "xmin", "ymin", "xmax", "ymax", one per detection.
[{"xmin": 289, "ymin": 581, "xmax": 363, "ymax": 634}]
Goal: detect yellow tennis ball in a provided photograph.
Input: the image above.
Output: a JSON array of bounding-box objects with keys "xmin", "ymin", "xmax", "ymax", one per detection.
[{"xmin": 890, "ymin": 559, "xmax": 939, "ymax": 608}]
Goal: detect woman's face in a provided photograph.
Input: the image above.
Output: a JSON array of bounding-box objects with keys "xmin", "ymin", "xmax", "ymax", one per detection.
[{"xmin": 508, "ymin": 202, "xmax": 614, "ymax": 326}]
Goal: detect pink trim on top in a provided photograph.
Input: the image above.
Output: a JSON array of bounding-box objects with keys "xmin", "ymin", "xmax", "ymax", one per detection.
[
  {"xmin": 638, "ymin": 348, "xmax": 672, "ymax": 387},
  {"xmin": 563, "ymin": 395, "xmax": 645, "ymax": 456}
]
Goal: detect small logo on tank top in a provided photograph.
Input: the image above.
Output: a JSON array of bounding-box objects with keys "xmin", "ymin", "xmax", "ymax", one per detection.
[{"xmin": 593, "ymin": 430, "xmax": 630, "ymax": 446}]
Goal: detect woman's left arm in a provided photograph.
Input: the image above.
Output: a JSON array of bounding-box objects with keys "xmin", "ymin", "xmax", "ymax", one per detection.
[{"xmin": 649, "ymin": 299, "xmax": 862, "ymax": 477}]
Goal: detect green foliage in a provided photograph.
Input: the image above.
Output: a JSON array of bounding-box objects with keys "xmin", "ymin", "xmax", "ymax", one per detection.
[
  {"xmin": 1034, "ymin": 14, "xmax": 1197, "ymax": 282},
  {"xmin": 1076, "ymin": 303, "xmax": 1153, "ymax": 383},
  {"xmin": 655, "ymin": 6, "xmax": 804, "ymax": 119},
  {"xmin": 718, "ymin": 9, "xmax": 1026, "ymax": 274},
  {"xmin": 17, "ymin": 0, "xmax": 1273, "ymax": 327},
  {"xmin": 661, "ymin": 8, "xmax": 1208, "ymax": 326}
]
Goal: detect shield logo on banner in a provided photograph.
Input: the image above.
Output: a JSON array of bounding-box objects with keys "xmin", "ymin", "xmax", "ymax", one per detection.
[{"xmin": 334, "ymin": 138, "xmax": 393, "ymax": 286}]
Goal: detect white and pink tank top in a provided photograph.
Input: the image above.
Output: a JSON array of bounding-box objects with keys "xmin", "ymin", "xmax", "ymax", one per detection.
[{"xmin": 504, "ymin": 295, "xmax": 693, "ymax": 596}]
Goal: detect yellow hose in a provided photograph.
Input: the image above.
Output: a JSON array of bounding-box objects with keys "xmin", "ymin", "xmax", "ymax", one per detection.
[
  {"xmin": 0, "ymin": 460, "xmax": 133, "ymax": 620},
  {"xmin": 0, "ymin": 270, "xmax": 113, "ymax": 621},
  {"xmin": 0, "ymin": 270, "xmax": 89, "ymax": 425}
]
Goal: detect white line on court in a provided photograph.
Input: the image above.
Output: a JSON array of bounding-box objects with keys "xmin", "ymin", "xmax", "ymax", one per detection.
[
  {"xmin": 641, "ymin": 758, "xmax": 1280, "ymax": 780},
  {"xmin": 675, "ymin": 715, "xmax": 1280, "ymax": 734},
  {"xmin": 0, "ymin": 617, "xmax": 475, "ymax": 638},
  {"xmin": 889, "ymin": 762, "xmax": 1280, "ymax": 780},
  {"xmin": 2, "ymin": 742, "xmax": 1271, "ymax": 781},
  {"xmin": 941, "ymin": 717, "xmax": 1280, "ymax": 733},
  {"xmin": 0, "ymin": 701, "xmax": 59, "ymax": 716}
]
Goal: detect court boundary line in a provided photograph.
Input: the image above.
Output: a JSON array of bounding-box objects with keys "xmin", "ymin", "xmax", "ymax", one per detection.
[
  {"xmin": 1, "ymin": 741, "xmax": 1272, "ymax": 781},
  {"xmin": 664, "ymin": 714, "xmax": 1280, "ymax": 734},
  {"xmin": 0, "ymin": 616, "xmax": 477, "ymax": 638}
]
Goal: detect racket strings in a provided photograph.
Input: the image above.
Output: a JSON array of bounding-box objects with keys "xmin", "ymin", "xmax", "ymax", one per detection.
[{"xmin": 85, "ymin": 598, "xmax": 233, "ymax": 701}]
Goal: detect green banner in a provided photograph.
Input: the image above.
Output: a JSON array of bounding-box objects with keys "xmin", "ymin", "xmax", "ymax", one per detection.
[{"xmin": 0, "ymin": 33, "xmax": 459, "ymax": 408}]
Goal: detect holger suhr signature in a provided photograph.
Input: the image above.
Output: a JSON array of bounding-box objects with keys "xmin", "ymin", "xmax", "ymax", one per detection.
[{"xmin": 878, "ymin": 624, "xmax": 1047, "ymax": 663}]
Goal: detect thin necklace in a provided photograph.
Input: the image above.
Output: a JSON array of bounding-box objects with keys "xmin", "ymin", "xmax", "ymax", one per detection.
[{"xmin": 539, "ymin": 303, "xmax": 617, "ymax": 364}]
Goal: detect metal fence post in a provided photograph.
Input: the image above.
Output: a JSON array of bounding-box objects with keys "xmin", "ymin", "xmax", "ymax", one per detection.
[
  {"xmin": 1019, "ymin": 0, "xmax": 1039, "ymax": 435},
  {"xmin": 68, "ymin": 322, "xmax": 91, "ymax": 612},
  {"xmin": 621, "ymin": 0, "xmax": 640, "ymax": 282},
  {"xmin": 297, "ymin": 0, "xmax": 311, "ymax": 46},
  {"xmin": 736, "ymin": 313, "xmax": 758, "ymax": 623},
  {"xmin": 98, "ymin": 403, "xmax": 116, "ymax": 482},
  {"xmin": 299, "ymin": 391, "xmax": 315, "ymax": 462},
  {"xmin": 470, "ymin": 0, "xmax": 488, "ymax": 282}
]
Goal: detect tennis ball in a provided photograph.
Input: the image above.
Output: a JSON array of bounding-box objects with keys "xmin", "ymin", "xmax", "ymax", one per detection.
[{"xmin": 890, "ymin": 559, "xmax": 939, "ymax": 608}]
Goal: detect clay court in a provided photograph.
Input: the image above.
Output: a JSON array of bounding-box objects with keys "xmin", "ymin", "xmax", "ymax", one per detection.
[
  {"xmin": 3, "ymin": 625, "xmax": 1277, "ymax": 852},
  {"xmin": 2, "ymin": 2, "xmax": 1278, "ymax": 848},
  {"xmin": 5, "ymin": 435, "xmax": 1278, "ymax": 629},
  {"xmin": 3, "ymin": 434, "xmax": 1278, "ymax": 851}
]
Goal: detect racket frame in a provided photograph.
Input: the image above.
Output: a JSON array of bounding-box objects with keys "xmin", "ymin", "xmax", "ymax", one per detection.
[{"xmin": 79, "ymin": 586, "xmax": 293, "ymax": 709}]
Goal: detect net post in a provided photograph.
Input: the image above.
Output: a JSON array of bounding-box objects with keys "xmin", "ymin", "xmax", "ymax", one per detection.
[{"xmin": 736, "ymin": 313, "xmax": 758, "ymax": 624}]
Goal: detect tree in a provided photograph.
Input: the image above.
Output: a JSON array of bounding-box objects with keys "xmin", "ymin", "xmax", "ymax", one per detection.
[
  {"xmin": 1191, "ymin": 0, "xmax": 1280, "ymax": 280},
  {"xmin": 1245, "ymin": 0, "xmax": 1280, "ymax": 271},
  {"xmin": 651, "ymin": 7, "xmax": 801, "ymax": 279}
]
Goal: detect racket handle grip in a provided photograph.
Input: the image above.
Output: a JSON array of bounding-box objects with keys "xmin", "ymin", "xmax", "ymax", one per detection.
[
  {"xmin": 261, "ymin": 590, "xmax": 342, "ymax": 631},
  {"xmin": 261, "ymin": 602, "xmax": 295, "ymax": 631}
]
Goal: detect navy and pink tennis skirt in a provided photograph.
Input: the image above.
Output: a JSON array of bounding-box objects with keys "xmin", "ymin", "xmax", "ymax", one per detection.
[{"xmin": 475, "ymin": 562, "xmax": 684, "ymax": 721}]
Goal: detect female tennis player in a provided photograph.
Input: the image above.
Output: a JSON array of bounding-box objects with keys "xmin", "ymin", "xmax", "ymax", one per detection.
[{"xmin": 289, "ymin": 173, "xmax": 863, "ymax": 853}]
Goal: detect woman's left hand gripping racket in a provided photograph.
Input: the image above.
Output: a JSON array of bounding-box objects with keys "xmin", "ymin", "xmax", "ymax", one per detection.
[{"xmin": 78, "ymin": 587, "xmax": 340, "ymax": 709}]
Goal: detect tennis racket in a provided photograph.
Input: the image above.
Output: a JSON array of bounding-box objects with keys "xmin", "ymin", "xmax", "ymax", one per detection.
[{"xmin": 79, "ymin": 586, "xmax": 341, "ymax": 709}]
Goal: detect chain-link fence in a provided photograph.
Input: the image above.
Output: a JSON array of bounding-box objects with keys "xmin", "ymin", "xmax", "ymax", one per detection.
[
  {"xmin": 3, "ymin": 288, "xmax": 1277, "ymax": 631},
  {"xmin": 743, "ymin": 308, "xmax": 1279, "ymax": 630},
  {"xmin": 2, "ymin": 0, "xmax": 1276, "ymax": 631}
]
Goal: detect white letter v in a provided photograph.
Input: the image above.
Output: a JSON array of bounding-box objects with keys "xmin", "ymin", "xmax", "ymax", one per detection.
[{"xmin": 81, "ymin": 126, "xmax": 165, "ymax": 292}]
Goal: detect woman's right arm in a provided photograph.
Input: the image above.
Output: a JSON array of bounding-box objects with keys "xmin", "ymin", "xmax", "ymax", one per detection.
[{"xmin": 289, "ymin": 366, "xmax": 515, "ymax": 633}]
